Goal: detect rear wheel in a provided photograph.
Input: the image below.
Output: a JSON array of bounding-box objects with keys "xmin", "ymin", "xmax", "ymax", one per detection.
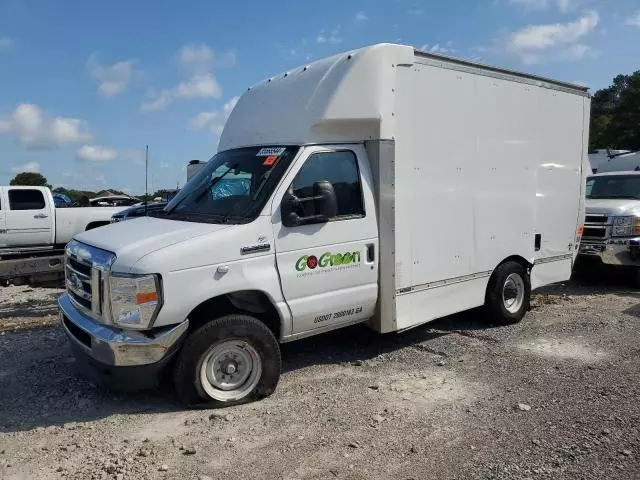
[
  {"xmin": 173, "ymin": 314, "xmax": 281, "ymax": 407},
  {"xmin": 485, "ymin": 261, "xmax": 531, "ymax": 325}
]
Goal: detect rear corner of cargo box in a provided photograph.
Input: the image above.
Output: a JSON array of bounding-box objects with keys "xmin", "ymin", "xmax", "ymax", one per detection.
[{"xmin": 531, "ymin": 92, "xmax": 589, "ymax": 290}]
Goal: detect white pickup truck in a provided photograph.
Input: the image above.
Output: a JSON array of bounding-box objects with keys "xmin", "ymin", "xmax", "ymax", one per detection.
[
  {"xmin": 0, "ymin": 186, "xmax": 125, "ymax": 251},
  {"xmin": 579, "ymin": 171, "xmax": 640, "ymax": 275},
  {"xmin": 58, "ymin": 43, "xmax": 588, "ymax": 407}
]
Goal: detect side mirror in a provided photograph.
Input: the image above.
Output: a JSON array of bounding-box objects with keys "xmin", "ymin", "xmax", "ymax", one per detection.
[
  {"xmin": 280, "ymin": 181, "xmax": 337, "ymax": 228},
  {"xmin": 281, "ymin": 192, "xmax": 301, "ymax": 228},
  {"xmin": 313, "ymin": 181, "xmax": 338, "ymax": 220}
]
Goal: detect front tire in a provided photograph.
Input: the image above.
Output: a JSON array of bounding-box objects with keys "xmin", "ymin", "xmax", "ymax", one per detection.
[
  {"xmin": 485, "ymin": 261, "xmax": 531, "ymax": 325},
  {"xmin": 173, "ymin": 314, "xmax": 281, "ymax": 407}
]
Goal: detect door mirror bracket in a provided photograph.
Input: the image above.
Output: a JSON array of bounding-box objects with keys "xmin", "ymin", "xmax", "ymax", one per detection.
[{"xmin": 281, "ymin": 181, "xmax": 337, "ymax": 227}]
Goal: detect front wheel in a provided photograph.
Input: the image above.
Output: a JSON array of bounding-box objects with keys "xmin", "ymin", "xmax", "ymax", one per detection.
[
  {"xmin": 173, "ymin": 314, "xmax": 281, "ymax": 407},
  {"xmin": 485, "ymin": 261, "xmax": 531, "ymax": 325}
]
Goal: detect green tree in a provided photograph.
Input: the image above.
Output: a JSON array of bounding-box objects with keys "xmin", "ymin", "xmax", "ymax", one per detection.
[
  {"xmin": 590, "ymin": 71, "xmax": 640, "ymax": 152},
  {"xmin": 9, "ymin": 172, "xmax": 51, "ymax": 188}
]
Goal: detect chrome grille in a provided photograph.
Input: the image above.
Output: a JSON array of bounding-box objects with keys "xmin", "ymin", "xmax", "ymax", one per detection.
[
  {"xmin": 583, "ymin": 213, "xmax": 611, "ymax": 242},
  {"xmin": 585, "ymin": 214, "xmax": 608, "ymax": 224},
  {"xmin": 65, "ymin": 240, "xmax": 115, "ymax": 323},
  {"xmin": 583, "ymin": 226, "xmax": 607, "ymax": 238}
]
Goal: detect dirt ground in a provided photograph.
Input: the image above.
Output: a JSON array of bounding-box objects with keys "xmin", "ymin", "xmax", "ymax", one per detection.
[{"xmin": 0, "ymin": 274, "xmax": 639, "ymax": 480}]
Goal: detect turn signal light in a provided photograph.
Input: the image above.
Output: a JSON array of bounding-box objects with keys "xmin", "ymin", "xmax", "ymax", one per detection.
[{"xmin": 136, "ymin": 291, "xmax": 159, "ymax": 304}]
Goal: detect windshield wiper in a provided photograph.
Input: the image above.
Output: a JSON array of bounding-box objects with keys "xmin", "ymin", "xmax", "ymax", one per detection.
[
  {"xmin": 166, "ymin": 164, "xmax": 238, "ymax": 214},
  {"xmin": 194, "ymin": 164, "xmax": 238, "ymax": 203}
]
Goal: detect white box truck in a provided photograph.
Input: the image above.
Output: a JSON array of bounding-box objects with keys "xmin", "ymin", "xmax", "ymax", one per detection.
[{"xmin": 58, "ymin": 44, "xmax": 589, "ymax": 406}]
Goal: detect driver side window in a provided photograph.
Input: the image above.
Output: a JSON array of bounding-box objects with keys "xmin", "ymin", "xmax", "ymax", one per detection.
[{"xmin": 290, "ymin": 151, "xmax": 365, "ymax": 219}]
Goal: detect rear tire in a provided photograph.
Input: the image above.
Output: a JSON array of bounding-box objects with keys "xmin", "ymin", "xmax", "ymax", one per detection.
[
  {"xmin": 485, "ymin": 261, "xmax": 531, "ymax": 325},
  {"xmin": 173, "ymin": 314, "xmax": 281, "ymax": 408}
]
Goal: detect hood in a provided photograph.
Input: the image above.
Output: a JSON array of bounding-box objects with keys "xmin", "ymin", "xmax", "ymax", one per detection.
[
  {"xmin": 74, "ymin": 216, "xmax": 231, "ymax": 265},
  {"xmin": 586, "ymin": 198, "xmax": 640, "ymax": 216}
]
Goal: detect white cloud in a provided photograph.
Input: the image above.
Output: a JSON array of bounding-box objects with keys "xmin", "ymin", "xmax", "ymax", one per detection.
[
  {"xmin": 0, "ymin": 104, "xmax": 91, "ymax": 150},
  {"xmin": 177, "ymin": 73, "xmax": 222, "ymax": 99},
  {"xmin": 87, "ymin": 53, "xmax": 136, "ymax": 97},
  {"xmin": 11, "ymin": 161, "xmax": 40, "ymax": 173},
  {"xmin": 625, "ymin": 10, "xmax": 640, "ymax": 27},
  {"xmin": 159, "ymin": 162, "xmax": 171, "ymax": 169},
  {"xmin": 189, "ymin": 96, "xmax": 239, "ymax": 135},
  {"xmin": 557, "ymin": 43, "xmax": 591, "ymax": 60},
  {"xmin": 420, "ymin": 43, "xmax": 456, "ymax": 54},
  {"xmin": 76, "ymin": 145, "xmax": 118, "ymax": 162},
  {"xmin": 509, "ymin": 0, "xmax": 548, "ymax": 10},
  {"xmin": 141, "ymin": 73, "xmax": 222, "ymax": 112},
  {"xmin": 510, "ymin": 11, "xmax": 598, "ymax": 50},
  {"xmin": 140, "ymin": 90, "xmax": 173, "ymax": 112},
  {"xmin": 355, "ymin": 11, "xmax": 367, "ymax": 21},
  {"xmin": 142, "ymin": 45, "xmax": 227, "ymax": 112},
  {"xmin": 0, "ymin": 36, "xmax": 13, "ymax": 50},
  {"xmin": 189, "ymin": 112, "xmax": 220, "ymax": 131},
  {"xmin": 316, "ymin": 26, "xmax": 343, "ymax": 44},
  {"xmin": 506, "ymin": 11, "xmax": 599, "ymax": 64},
  {"xmin": 179, "ymin": 44, "xmax": 213, "ymax": 73},
  {"xmin": 407, "ymin": 9, "xmax": 424, "ymax": 16},
  {"xmin": 509, "ymin": 0, "xmax": 576, "ymax": 12}
]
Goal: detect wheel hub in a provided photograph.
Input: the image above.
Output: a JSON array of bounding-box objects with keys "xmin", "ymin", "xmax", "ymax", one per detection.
[
  {"xmin": 222, "ymin": 361, "xmax": 237, "ymax": 375},
  {"xmin": 502, "ymin": 273, "xmax": 525, "ymax": 314},
  {"xmin": 200, "ymin": 340, "xmax": 262, "ymax": 402}
]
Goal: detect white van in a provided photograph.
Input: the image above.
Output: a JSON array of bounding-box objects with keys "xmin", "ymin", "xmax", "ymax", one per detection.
[{"xmin": 58, "ymin": 44, "xmax": 589, "ymax": 406}]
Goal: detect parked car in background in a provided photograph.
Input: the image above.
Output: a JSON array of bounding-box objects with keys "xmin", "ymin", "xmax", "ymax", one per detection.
[
  {"xmin": 110, "ymin": 202, "xmax": 168, "ymax": 223},
  {"xmin": 89, "ymin": 195, "xmax": 140, "ymax": 207},
  {"xmin": 579, "ymin": 171, "xmax": 640, "ymax": 276}
]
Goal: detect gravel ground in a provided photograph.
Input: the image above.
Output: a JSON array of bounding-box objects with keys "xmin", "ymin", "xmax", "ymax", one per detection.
[
  {"xmin": 0, "ymin": 285, "xmax": 64, "ymax": 333},
  {"xmin": 0, "ymin": 274, "xmax": 639, "ymax": 480}
]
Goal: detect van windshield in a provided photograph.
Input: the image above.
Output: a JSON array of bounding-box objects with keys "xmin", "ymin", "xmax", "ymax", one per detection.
[
  {"xmin": 586, "ymin": 175, "xmax": 640, "ymax": 200},
  {"xmin": 159, "ymin": 146, "xmax": 299, "ymax": 224}
]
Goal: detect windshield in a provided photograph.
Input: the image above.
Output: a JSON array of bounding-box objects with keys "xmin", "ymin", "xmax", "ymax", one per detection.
[
  {"xmin": 586, "ymin": 175, "xmax": 640, "ymax": 200},
  {"xmin": 160, "ymin": 146, "xmax": 299, "ymax": 223}
]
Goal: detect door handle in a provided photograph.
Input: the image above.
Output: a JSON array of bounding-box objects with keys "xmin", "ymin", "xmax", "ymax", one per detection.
[
  {"xmin": 366, "ymin": 244, "xmax": 375, "ymax": 263},
  {"xmin": 33, "ymin": 213, "xmax": 48, "ymax": 219}
]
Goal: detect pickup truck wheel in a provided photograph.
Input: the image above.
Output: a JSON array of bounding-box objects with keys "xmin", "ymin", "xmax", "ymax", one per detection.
[
  {"xmin": 173, "ymin": 314, "xmax": 281, "ymax": 407},
  {"xmin": 485, "ymin": 261, "xmax": 530, "ymax": 325}
]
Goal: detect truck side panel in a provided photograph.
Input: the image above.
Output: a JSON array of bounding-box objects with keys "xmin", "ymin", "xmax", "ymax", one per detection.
[
  {"xmin": 387, "ymin": 60, "xmax": 583, "ymax": 331},
  {"xmin": 55, "ymin": 207, "xmax": 124, "ymax": 244}
]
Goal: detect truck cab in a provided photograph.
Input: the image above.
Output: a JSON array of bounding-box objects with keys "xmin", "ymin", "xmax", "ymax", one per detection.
[
  {"xmin": 0, "ymin": 186, "xmax": 125, "ymax": 250},
  {"xmin": 579, "ymin": 171, "xmax": 640, "ymax": 268}
]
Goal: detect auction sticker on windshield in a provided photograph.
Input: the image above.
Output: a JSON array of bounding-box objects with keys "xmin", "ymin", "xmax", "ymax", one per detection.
[{"xmin": 256, "ymin": 147, "xmax": 286, "ymax": 157}]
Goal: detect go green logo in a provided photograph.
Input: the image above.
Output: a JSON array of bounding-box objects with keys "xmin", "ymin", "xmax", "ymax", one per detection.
[{"xmin": 296, "ymin": 251, "xmax": 361, "ymax": 271}]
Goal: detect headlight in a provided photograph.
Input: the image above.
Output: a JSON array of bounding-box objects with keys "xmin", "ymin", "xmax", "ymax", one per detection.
[
  {"xmin": 612, "ymin": 216, "xmax": 635, "ymax": 237},
  {"xmin": 109, "ymin": 274, "xmax": 162, "ymax": 329}
]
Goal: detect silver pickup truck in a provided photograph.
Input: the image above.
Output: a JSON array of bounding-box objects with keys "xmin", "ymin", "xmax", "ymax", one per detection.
[{"xmin": 579, "ymin": 171, "xmax": 640, "ymax": 271}]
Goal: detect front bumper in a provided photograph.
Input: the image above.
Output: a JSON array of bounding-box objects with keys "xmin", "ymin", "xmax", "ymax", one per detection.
[
  {"xmin": 58, "ymin": 293, "xmax": 189, "ymax": 389},
  {"xmin": 578, "ymin": 237, "xmax": 640, "ymax": 266}
]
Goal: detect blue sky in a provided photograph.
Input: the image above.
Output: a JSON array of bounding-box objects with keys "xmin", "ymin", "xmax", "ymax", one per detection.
[{"xmin": 1, "ymin": 0, "xmax": 639, "ymax": 194}]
